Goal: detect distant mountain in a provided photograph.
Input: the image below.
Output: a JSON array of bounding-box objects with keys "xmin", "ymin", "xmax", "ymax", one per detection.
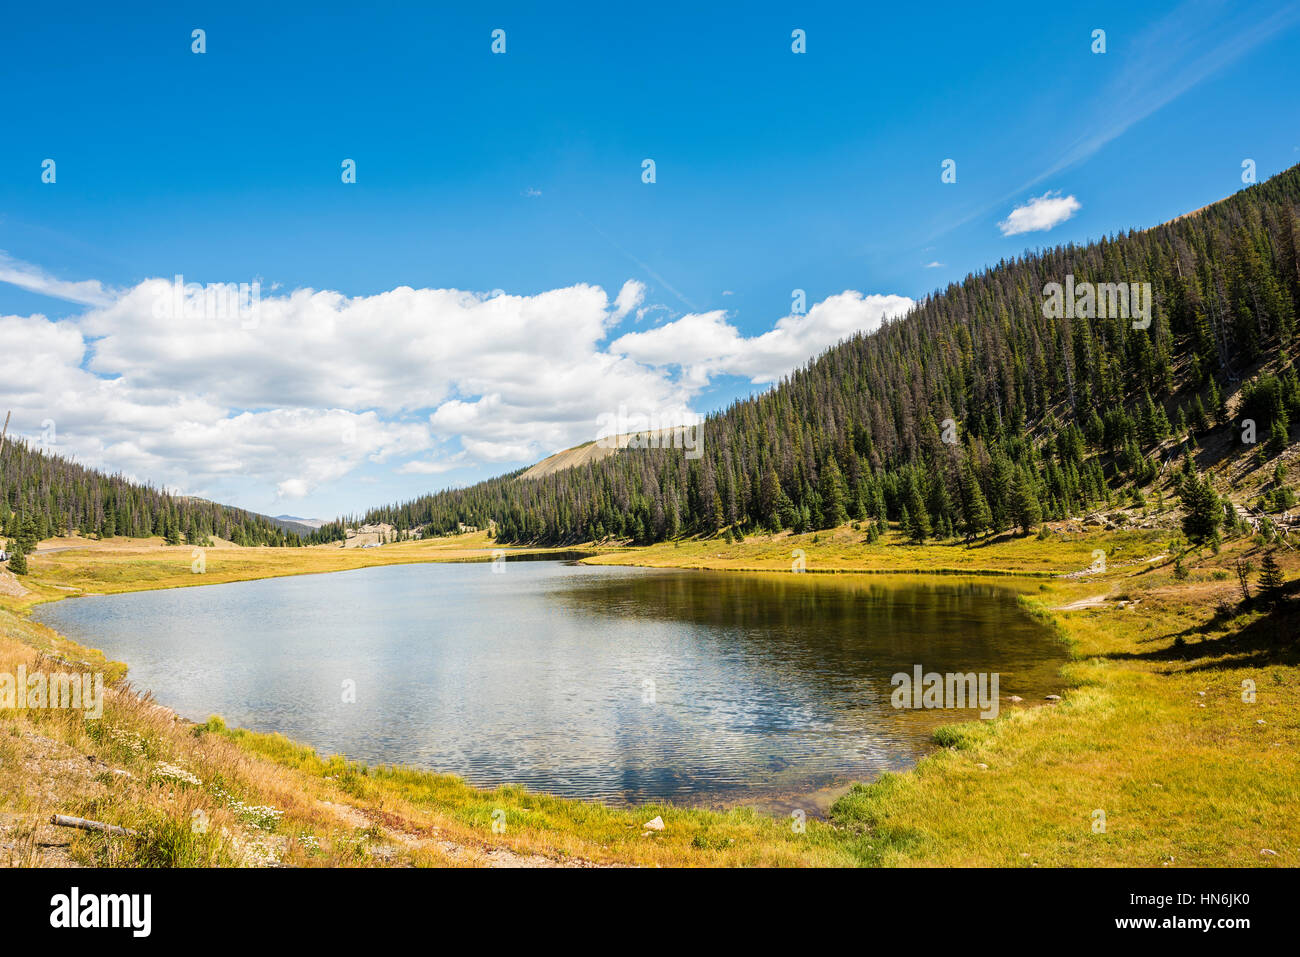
[
  {"xmin": 516, "ymin": 431, "xmax": 690, "ymax": 480},
  {"xmin": 355, "ymin": 164, "xmax": 1300, "ymax": 545},
  {"xmin": 274, "ymin": 514, "xmax": 324, "ymax": 526},
  {"xmin": 267, "ymin": 515, "xmax": 327, "ymax": 536}
]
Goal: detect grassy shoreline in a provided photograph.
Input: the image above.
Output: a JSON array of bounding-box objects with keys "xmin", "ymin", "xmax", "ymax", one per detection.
[{"xmin": 2, "ymin": 525, "xmax": 1296, "ymax": 867}]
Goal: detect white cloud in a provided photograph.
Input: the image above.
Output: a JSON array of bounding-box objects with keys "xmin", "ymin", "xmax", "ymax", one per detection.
[
  {"xmin": 923, "ymin": 261, "xmax": 944, "ymax": 269},
  {"xmin": 998, "ymin": 192, "xmax": 1081, "ymax": 236},
  {"xmin": 1, "ymin": 255, "xmax": 911, "ymax": 510},
  {"xmin": 610, "ymin": 279, "xmax": 645, "ymax": 321},
  {"xmin": 611, "ymin": 291, "xmax": 914, "ymax": 384},
  {"xmin": 611, "ymin": 311, "xmax": 742, "ymax": 376},
  {"xmin": 277, "ymin": 478, "xmax": 310, "ymax": 499},
  {"xmin": 0, "ymin": 252, "xmax": 115, "ymax": 306}
]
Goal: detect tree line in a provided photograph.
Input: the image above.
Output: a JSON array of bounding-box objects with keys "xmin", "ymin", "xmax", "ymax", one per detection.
[
  {"xmin": 360, "ymin": 164, "xmax": 1300, "ymax": 545},
  {"xmin": 0, "ymin": 437, "xmax": 337, "ymax": 571}
]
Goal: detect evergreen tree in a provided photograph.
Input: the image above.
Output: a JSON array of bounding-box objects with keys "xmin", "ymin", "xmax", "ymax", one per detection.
[
  {"xmin": 1179, "ymin": 471, "xmax": 1222, "ymax": 544},
  {"xmin": 1258, "ymin": 550, "xmax": 1286, "ymax": 605},
  {"xmin": 1267, "ymin": 418, "xmax": 1289, "ymax": 458},
  {"xmin": 902, "ymin": 473, "xmax": 930, "ymax": 542},
  {"xmin": 1009, "ymin": 467, "xmax": 1043, "ymax": 535},
  {"xmin": 758, "ymin": 467, "xmax": 782, "ymax": 531},
  {"xmin": 959, "ymin": 461, "xmax": 992, "ymax": 542},
  {"xmin": 818, "ymin": 459, "xmax": 848, "ymax": 529}
]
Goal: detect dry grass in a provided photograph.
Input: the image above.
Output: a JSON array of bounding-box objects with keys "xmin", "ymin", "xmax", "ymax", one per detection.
[{"xmin": 2, "ymin": 524, "xmax": 1296, "ymax": 867}]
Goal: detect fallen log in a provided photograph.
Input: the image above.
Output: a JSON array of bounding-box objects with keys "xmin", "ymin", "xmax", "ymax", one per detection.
[{"xmin": 49, "ymin": 814, "xmax": 137, "ymax": 838}]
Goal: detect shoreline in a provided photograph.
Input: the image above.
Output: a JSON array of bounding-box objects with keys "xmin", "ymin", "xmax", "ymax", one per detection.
[
  {"xmin": 23, "ymin": 547, "xmax": 1061, "ymax": 821},
  {"xmin": 3, "ymin": 526, "xmax": 1297, "ymax": 867}
]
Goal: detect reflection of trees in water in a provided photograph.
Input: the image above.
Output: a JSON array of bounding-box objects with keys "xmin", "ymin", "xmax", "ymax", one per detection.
[
  {"xmin": 553, "ymin": 572, "xmax": 1051, "ymax": 661},
  {"xmin": 545, "ymin": 572, "xmax": 1066, "ymax": 736}
]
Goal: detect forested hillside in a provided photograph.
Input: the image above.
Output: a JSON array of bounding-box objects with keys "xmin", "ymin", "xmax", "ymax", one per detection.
[
  {"xmin": 0, "ymin": 437, "xmax": 313, "ymax": 569},
  {"xmin": 362, "ymin": 165, "xmax": 1300, "ymax": 545}
]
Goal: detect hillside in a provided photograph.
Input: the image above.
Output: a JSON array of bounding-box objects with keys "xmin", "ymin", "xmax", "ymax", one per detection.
[
  {"xmin": 359, "ymin": 165, "xmax": 1300, "ymax": 545},
  {"xmin": 517, "ymin": 429, "xmax": 696, "ymax": 480},
  {"xmin": 0, "ymin": 437, "xmax": 323, "ymax": 564}
]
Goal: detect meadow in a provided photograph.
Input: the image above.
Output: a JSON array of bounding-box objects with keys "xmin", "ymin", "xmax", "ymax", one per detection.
[{"xmin": 1, "ymin": 523, "xmax": 1295, "ymax": 867}]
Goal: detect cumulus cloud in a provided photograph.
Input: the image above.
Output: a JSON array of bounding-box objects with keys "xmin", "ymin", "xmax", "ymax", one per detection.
[
  {"xmin": 610, "ymin": 280, "xmax": 645, "ymax": 321},
  {"xmin": 611, "ymin": 291, "xmax": 914, "ymax": 384},
  {"xmin": 277, "ymin": 478, "xmax": 310, "ymax": 499},
  {"xmin": 998, "ymin": 191, "xmax": 1081, "ymax": 236},
  {"xmin": 2, "ymin": 256, "xmax": 910, "ymax": 510}
]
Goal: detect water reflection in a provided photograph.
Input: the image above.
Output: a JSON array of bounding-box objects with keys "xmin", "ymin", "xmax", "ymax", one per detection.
[{"xmin": 34, "ymin": 563, "xmax": 1064, "ymax": 807}]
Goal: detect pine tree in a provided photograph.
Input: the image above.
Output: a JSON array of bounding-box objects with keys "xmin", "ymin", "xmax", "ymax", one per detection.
[
  {"xmin": 1209, "ymin": 377, "xmax": 1228, "ymax": 427},
  {"xmin": 708, "ymin": 491, "xmax": 724, "ymax": 533},
  {"xmin": 1267, "ymin": 417, "xmax": 1289, "ymax": 458},
  {"xmin": 1190, "ymin": 395, "xmax": 1210, "ymax": 433},
  {"xmin": 1009, "ymin": 467, "xmax": 1043, "ymax": 535},
  {"xmin": 1179, "ymin": 471, "xmax": 1221, "ymax": 544},
  {"xmin": 902, "ymin": 473, "xmax": 930, "ymax": 542},
  {"xmin": 959, "ymin": 461, "xmax": 992, "ymax": 542},
  {"xmin": 1258, "ymin": 550, "xmax": 1286, "ymax": 605},
  {"xmin": 759, "ymin": 467, "xmax": 782, "ymax": 531},
  {"xmin": 818, "ymin": 459, "xmax": 848, "ymax": 529}
]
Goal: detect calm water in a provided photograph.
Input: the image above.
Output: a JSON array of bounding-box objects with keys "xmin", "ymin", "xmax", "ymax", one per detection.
[{"xmin": 34, "ymin": 562, "xmax": 1065, "ymax": 809}]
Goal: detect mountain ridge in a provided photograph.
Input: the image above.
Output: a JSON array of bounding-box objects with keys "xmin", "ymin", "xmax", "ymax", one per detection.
[{"xmin": 355, "ymin": 164, "xmax": 1300, "ymax": 545}]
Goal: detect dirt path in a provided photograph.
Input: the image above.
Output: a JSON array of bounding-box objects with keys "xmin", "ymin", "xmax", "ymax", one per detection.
[
  {"xmin": 315, "ymin": 800, "xmax": 610, "ymax": 868},
  {"xmin": 0, "ymin": 571, "xmax": 28, "ymax": 599},
  {"xmin": 1050, "ymin": 594, "xmax": 1111, "ymax": 611}
]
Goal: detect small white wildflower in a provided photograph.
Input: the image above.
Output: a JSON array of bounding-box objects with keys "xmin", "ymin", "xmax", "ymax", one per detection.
[{"xmin": 150, "ymin": 762, "xmax": 201, "ymax": 787}]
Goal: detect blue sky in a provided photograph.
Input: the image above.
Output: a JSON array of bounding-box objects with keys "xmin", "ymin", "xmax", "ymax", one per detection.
[{"xmin": 2, "ymin": 0, "xmax": 1298, "ymax": 519}]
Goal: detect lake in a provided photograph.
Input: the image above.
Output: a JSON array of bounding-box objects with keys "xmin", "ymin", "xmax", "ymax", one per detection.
[{"xmin": 34, "ymin": 561, "xmax": 1065, "ymax": 812}]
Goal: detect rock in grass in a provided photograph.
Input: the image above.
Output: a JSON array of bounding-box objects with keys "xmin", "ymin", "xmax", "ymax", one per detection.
[
  {"xmin": 1045, "ymin": 694, "xmax": 1062, "ymax": 701},
  {"xmin": 643, "ymin": 816, "xmax": 665, "ymax": 832},
  {"xmin": 1261, "ymin": 848, "xmax": 1279, "ymax": 857}
]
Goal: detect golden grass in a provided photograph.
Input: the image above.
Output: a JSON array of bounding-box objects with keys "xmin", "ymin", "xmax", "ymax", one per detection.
[
  {"xmin": 583, "ymin": 524, "xmax": 1169, "ymax": 577},
  {"xmin": 2, "ymin": 524, "xmax": 1296, "ymax": 867}
]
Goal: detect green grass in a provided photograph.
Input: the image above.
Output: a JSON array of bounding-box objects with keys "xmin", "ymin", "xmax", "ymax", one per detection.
[
  {"xmin": 582, "ymin": 525, "xmax": 1169, "ymax": 577},
  {"xmin": 3, "ymin": 524, "xmax": 1297, "ymax": 867}
]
